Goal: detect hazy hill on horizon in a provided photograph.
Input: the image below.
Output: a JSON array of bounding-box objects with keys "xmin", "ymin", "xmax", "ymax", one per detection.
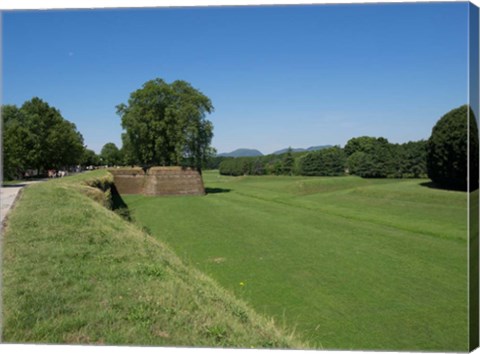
[
  {"xmin": 217, "ymin": 145, "xmax": 334, "ymax": 157},
  {"xmin": 217, "ymin": 148, "xmax": 264, "ymax": 157}
]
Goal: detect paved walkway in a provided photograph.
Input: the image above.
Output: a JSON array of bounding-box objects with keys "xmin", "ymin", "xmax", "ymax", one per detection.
[{"xmin": 0, "ymin": 181, "xmax": 44, "ymax": 229}]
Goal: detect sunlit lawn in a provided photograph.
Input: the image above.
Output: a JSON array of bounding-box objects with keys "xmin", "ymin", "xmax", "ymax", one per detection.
[{"xmin": 124, "ymin": 171, "xmax": 468, "ymax": 351}]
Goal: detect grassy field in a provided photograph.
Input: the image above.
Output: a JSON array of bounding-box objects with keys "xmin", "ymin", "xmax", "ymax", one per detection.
[
  {"xmin": 2, "ymin": 170, "xmax": 302, "ymax": 348},
  {"xmin": 124, "ymin": 170, "xmax": 469, "ymax": 351}
]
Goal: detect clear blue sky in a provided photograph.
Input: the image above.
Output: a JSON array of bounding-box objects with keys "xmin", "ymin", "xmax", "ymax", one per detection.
[{"xmin": 2, "ymin": 2, "xmax": 469, "ymax": 154}]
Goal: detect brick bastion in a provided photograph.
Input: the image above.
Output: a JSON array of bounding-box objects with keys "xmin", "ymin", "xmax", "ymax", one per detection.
[{"xmin": 108, "ymin": 166, "xmax": 205, "ymax": 196}]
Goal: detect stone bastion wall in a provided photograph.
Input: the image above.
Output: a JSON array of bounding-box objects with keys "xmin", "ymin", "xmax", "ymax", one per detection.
[{"xmin": 108, "ymin": 167, "xmax": 205, "ymax": 196}]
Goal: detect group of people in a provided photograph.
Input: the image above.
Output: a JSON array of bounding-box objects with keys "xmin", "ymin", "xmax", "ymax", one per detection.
[{"xmin": 47, "ymin": 169, "xmax": 68, "ymax": 178}]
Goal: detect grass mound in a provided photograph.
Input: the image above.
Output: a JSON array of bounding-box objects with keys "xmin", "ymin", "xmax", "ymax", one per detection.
[{"xmin": 2, "ymin": 170, "xmax": 303, "ymax": 348}]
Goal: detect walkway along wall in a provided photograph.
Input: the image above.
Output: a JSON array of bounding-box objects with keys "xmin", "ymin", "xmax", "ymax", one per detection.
[{"xmin": 108, "ymin": 167, "xmax": 205, "ymax": 196}]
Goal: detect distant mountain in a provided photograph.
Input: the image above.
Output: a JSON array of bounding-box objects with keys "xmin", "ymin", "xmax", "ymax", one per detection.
[
  {"xmin": 218, "ymin": 145, "xmax": 334, "ymax": 157},
  {"xmin": 272, "ymin": 145, "xmax": 333, "ymax": 155},
  {"xmin": 218, "ymin": 148, "xmax": 264, "ymax": 157}
]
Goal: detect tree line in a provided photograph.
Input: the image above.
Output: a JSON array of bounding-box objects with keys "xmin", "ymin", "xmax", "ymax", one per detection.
[
  {"xmin": 218, "ymin": 139, "xmax": 427, "ymax": 178},
  {"xmin": 2, "ymin": 98, "xmax": 85, "ymax": 180},
  {"xmin": 2, "ymin": 78, "xmax": 215, "ymax": 180},
  {"xmin": 218, "ymin": 105, "xmax": 478, "ymax": 191},
  {"xmin": 2, "ymin": 97, "xmax": 132, "ymax": 180},
  {"xmin": 2, "ymin": 89, "xmax": 477, "ymax": 191}
]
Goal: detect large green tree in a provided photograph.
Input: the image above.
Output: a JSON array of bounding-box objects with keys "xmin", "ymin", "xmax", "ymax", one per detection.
[
  {"xmin": 2, "ymin": 105, "xmax": 36, "ymax": 179},
  {"xmin": 427, "ymin": 105, "xmax": 478, "ymax": 190},
  {"xmin": 2, "ymin": 98, "xmax": 85, "ymax": 179},
  {"xmin": 345, "ymin": 136, "xmax": 393, "ymax": 178},
  {"xmin": 21, "ymin": 97, "xmax": 85, "ymax": 172},
  {"xmin": 120, "ymin": 133, "xmax": 138, "ymax": 166},
  {"xmin": 117, "ymin": 78, "xmax": 214, "ymax": 171}
]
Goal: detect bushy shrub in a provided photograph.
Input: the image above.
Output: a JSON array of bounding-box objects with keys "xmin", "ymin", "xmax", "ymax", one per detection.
[{"xmin": 427, "ymin": 105, "xmax": 478, "ymax": 190}]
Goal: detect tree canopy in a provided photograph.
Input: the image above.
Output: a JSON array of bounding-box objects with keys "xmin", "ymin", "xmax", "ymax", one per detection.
[
  {"xmin": 299, "ymin": 146, "xmax": 346, "ymax": 176},
  {"xmin": 117, "ymin": 78, "xmax": 215, "ymax": 171},
  {"xmin": 2, "ymin": 105, "xmax": 35, "ymax": 179},
  {"xmin": 2, "ymin": 98, "xmax": 85, "ymax": 179},
  {"xmin": 344, "ymin": 137, "xmax": 394, "ymax": 177},
  {"xmin": 282, "ymin": 148, "xmax": 295, "ymax": 175},
  {"xmin": 344, "ymin": 136, "xmax": 389, "ymax": 156},
  {"xmin": 81, "ymin": 149, "xmax": 101, "ymax": 167},
  {"xmin": 426, "ymin": 105, "xmax": 478, "ymax": 190},
  {"xmin": 218, "ymin": 138, "xmax": 428, "ymax": 179},
  {"xmin": 100, "ymin": 142, "xmax": 122, "ymax": 166}
]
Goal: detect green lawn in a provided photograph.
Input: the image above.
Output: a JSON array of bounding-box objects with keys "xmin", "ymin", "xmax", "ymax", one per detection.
[
  {"xmin": 2, "ymin": 171, "xmax": 302, "ymax": 348},
  {"xmin": 124, "ymin": 171, "xmax": 468, "ymax": 351}
]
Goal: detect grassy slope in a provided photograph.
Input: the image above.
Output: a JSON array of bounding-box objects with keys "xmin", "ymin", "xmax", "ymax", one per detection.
[
  {"xmin": 2, "ymin": 170, "xmax": 302, "ymax": 348},
  {"xmin": 124, "ymin": 171, "xmax": 468, "ymax": 351}
]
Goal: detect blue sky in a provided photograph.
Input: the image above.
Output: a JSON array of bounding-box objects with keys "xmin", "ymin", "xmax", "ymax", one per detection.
[{"xmin": 2, "ymin": 2, "xmax": 469, "ymax": 154}]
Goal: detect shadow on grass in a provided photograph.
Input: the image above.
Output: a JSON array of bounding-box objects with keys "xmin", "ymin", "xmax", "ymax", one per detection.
[
  {"xmin": 205, "ymin": 187, "xmax": 231, "ymax": 194},
  {"xmin": 111, "ymin": 184, "xmax": 133, "ymax": 221},
  {"xmin": 2, "ymin": 183, "xmax": 28, "ymax": 188},
  {"xmin": 111, "ymin": 184, "xmax": 128, "ymax": 208},
  {"xmin": 419, "ymin": 181, "xmax": 467, "ymax": 192}
]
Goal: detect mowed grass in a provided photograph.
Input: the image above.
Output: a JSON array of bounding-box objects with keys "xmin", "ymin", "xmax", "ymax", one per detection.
[
  {"xmin": 2, "ymin": 170, "xmax": 302, "ymax": 348},
  {"xmin": 124, "ymin": 171, "xmax": 469, "ymax": 351}
]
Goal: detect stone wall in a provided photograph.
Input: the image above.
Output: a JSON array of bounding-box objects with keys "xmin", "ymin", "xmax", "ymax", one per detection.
[
  {"xmin": 108, "ymin": 167, "xmax": 205, "ymax": 196},
  {"xmin": 109, "ymin": 167, "xmax": 145, "ymax": 195}
]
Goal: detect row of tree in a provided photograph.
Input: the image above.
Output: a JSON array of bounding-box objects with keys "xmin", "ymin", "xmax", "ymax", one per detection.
[
  {"xmin": 2, "ymin": 98, "xmax": 85, "ymax": 180},
  {"xmin": 2, "ymin": 98, "xmax": 135, "ymax": 180},
  {"xmin": 218, "ymin": 139, "xmax": 427, "ymax": 178},
  {"xmin": 2, "ymin": 79, "xmax": 217, "ymax": 180},
  {"xmin": 217, "ymin": 151, "xmax": 295, "ymax": 176},
  {"xmin": 87, "ymin": 141, "xmax": 133, "ymax": 167},
  {"xmin": 218, "ymin": 105, "xmax": 478, "ymax": 191},
  {"xmin": 2, "ymin": 85, "xmax": 476, "ymax": 191},
  {"xmin": 80, "ymin": 142, "xmax": 124, "ymax": 168},
  {"xmin": 343, "ymin": 137, "xmax": 427, "ymax": 178}
]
